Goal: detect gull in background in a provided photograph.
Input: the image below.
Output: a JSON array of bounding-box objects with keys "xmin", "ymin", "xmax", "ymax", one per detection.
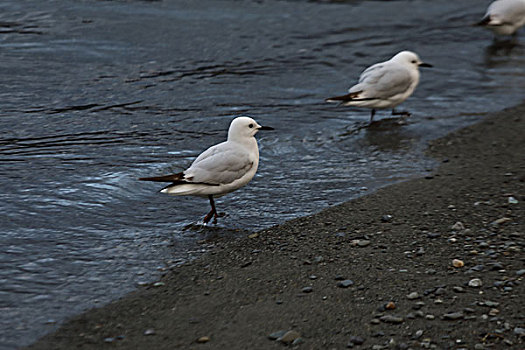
[
  {"xmin": 325, "ymin": 51, "xmax": 432, "ymax": 123},
  {"xmin": 140, "ymin": 116, "xmax": 273, "ymax": 224},
  {"xmin": 477, "ymin": 0, "xmax": 525, "ymax": 37}
]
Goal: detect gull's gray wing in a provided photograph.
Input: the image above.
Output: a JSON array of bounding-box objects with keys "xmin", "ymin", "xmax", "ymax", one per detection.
[
  {"xmin": 184, "ymin": 142, "xmax": 254, "ymax": 185},
  {"xmin": 350, "ymin": 63, "xmax": 413, "ymax": 99}
]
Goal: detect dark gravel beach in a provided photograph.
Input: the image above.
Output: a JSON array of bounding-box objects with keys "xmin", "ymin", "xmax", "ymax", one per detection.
[{"xmin": 25, "ymin": 104, "xmax": 525, "ymax": 349}]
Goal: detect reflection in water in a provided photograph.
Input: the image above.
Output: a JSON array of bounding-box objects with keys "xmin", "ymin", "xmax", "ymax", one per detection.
[
  {"xmin": 1, "ymin": 0, "xmax": 525, "ymax": 348},
  {"xmin": 484, "ymin": 39, "xmax": 522, "ymax": 65},
  {"xmin": 363, "ymin": 119, "xmax": 415, "ymax": 152}
]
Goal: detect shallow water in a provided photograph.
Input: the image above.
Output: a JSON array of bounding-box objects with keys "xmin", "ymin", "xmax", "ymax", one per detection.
[{"xmin": 1, "ymin": 0, "xmax": 525, "ymax": 348}]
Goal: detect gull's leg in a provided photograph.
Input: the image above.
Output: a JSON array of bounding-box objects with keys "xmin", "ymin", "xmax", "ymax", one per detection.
[
  {"xmin": 370, "ymin": 109, "xmax": 376, "ymax": 123},
  {"xmin": 203, "ymin": 195, "xmax": 218, "ymax": 224},
  {"xmin": 391, "ymin": 108, "xmax": 411, "ymax": 117}
]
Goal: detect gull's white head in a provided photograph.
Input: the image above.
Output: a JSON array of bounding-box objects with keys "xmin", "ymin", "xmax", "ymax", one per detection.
[
  {"xmin": 228, "ymin": 116, "xmax": 273, "ymax": 141},
  {"xmin": 391, "ymin": 51, "xmax": 432, "ymax": 69}
]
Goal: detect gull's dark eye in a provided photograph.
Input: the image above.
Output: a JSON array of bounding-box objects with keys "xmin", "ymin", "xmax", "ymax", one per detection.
[
  {"xmin": 411, "ymin": 60, "xmax": 417, "ymax": 64},
  {"xmin": 248, "ymin": 123, "xmax": 254, "ymax": 128}
]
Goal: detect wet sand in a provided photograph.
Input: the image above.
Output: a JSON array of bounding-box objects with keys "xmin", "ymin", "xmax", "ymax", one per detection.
[{"xmin": 26, "ymin": 105, "xmax": 524, "ymax": 349}]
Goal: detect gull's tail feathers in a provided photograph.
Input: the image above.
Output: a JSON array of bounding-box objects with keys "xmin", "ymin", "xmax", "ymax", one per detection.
[
  {"xmin": 139, "ymin": 172, "xmax": 185, "ymax": 183},
  {"xmin": 476, "ymin": 15, "xmax": 501, "ymax": 27},
  {"xmin": 325, "ymin": 91, "xmax": 376, "ymax": 106}
]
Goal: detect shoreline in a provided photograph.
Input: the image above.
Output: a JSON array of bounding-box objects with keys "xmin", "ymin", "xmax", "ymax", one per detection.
[{"xmin": 26, "ymin": 104, "xmax": 524, "ymax": 349}]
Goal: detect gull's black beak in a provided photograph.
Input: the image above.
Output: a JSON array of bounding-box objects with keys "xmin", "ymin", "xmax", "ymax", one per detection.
[
  {"xmin": 419, "ymin": 62, "xmax": 433, "ymax": 68},
  {"xmin": 259, "ymin": 125, "xmax": 274, "ymax": 131}
]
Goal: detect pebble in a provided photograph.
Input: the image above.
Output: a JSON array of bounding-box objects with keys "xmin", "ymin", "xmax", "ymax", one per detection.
[
  {"xmin": 468, "ymin": 278, "xmax": 482, "ymax": 288},
  {"xmin": 451, "ymin": 222, "xmax": 465, "ymax": 231},
  {"xmin": 407, "ymin": 292, "xmax": 420, "ymax": 300},
  {"xmin": 144, "ymin": 329, "xmax": 156, "ymax": 336},
  {"xmin": 348, "ymin": 336, "xmax": 365, "ymax": 345},
  {"xmin": 443, "ymin": 312, "xmax": 464, "ymax": 320},
  {"xmin": 426, "ymin": 232, "xmax": 441, "ymax": 239},
  {"xmin": 413, "ymin": 301, "xmax": 425, "ymax": 310},
  {"xmin": 381, "ymin": 215, "xmax": 393, "ymax": 223},
  {"xmin": 488, "ymin": 308, "xmax": 499, "ymax": 316},
  {"xmin": 292, "ymin": 337, "xmax": 304, "ymax": 346},
  {"xmin": 385, "ymin": 301, "xmax": 396, "ymax": 310},
  {"xmin": 516, "ymin": 269, "xmax": 525, "ymax": 276},
  {"xmin": 379, "ymin": 315, "xmax": 404, "ymax": 324},
  {"xmin": 414, "ymin": 330, "xmax": 424, "ymax": 339},
  {"xmin": 452, "ymin": 259, "xmax": 464, "ymax": 268},
  {"xmin": 357, "ymin": 240, "xmax": 371, "ymax": 247},
  {"xmin": 453, "ymin": 286, "xmax": 465, "ymax": 293},
  {"xmin": 337, "ymin": 280, "xmax": 354, "ymax": 288},
  {"xmin": 268, "ymin": 330, "xmax": 287, "ymax": 340},
  {"xmin": 483, "ymin": 300, "xmax": 499, "ymax": 307},
  {"xmin": 425, "ymin": 314, "xmax": 435, "ymax": 320},
  {"xmin": 514, "ymin": 327, "xmax": 525, "ymax": 337},
  {"xmin": 491, "ymin": 217, "xmax": 511, "ymax": 225},
  {"xmin": 434, "ymin": 287, "xmax": 446, "ymax": 296},
  {"xmin": 196, "ymin": 336, "xmax": 210, "ymax": 343},
  {"xmin": 153, "ymin": 282, "xmax": 165, "ymax": 287},
  {"xmin": 508, "ymin": 196, "xmax": 518, "ymax": 204},
  {"xmin": 302, "ymin": 286, "xmax": 313, "ymax": 293},
  {"xmin": 277, "ymin": 330, "xmax": 301, "ymax": 344}
]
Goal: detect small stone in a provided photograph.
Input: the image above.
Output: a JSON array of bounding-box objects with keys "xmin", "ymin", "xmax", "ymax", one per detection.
[
  {"xmin": 104, "ymin": 337, "xmax": 115, "ymax": 343},
  {"xmin": 516, "ymin": 269, "xmax": 525, "ymax": 276},
  {"xmin": 381, "ymin": 215, "xmax": 393, "ymax": 223},
  {"xmin": 434, "ymin": 287, "xmax": 446, "ymax": 295},
  {"xmin": 309, "ymin": 275, "xmax": 317, "ymax": 280},
  {"xmin": 278, "ymin": 330, "xmax": 301, "ymax": 344},
  {"xmin": 370, "ymin": 318, "xmax": 380, "ymax": 324},
  {"xmin": 357, "ymin": 240, "xmax": 371, "ymax": 247},
  {"xmin": 474, "ymin": 344, "xmax": 485, "ymax": 350},
  {"xmin": 414, "ymin": 330, "xmax": 424, "ymax": 339},
  {"xmin": 337, "ymin": 280, "xmax": 354, "ymax": 288},
  {"xmin": 514, "ymin": 327, "xmax": 525, "ymax": 337},
  {"xmin": 153, "ymin": 282, "xmax": 165, "ymax": 287},
  {"xmin": 407, "ymin": 292, "xmax": 420, "ymax": 300},
  {"xmin": 492, "ymin": 217, "xmax": 511, "ymax": 225},
  {"xmin": 379, "ymin": 315, "xmax": 404, "ymax": 324},
  {"xmin": 248, "ymin": 233, "xmax": 259, "ymax": 239},
  {"xmin": 385, "ymin": 301, "xmax": 396, "ymax": 310},
  {"xmin": 452, "ymin": 259, "xmax": 464, "ymax": 268},
  {"xmin": 453, "ymin": 286, "xmax": 465, "ymax": 293},
  {"xmin": 443, "ymin": 312, "xmax": 464, "ymax": 320},
  {"xmin": 508, "ymin": 196, "xmax": 518, "ymax": 204},
  {"xmin": 144, "ymin": 329, "xmax": 155, "ymax": 336},
  {"xmin": 425, "ymin": 314, "xmax": 435, "ymax": 320},
  {"xmin": 468, "ymin": 278, "xmax": 482, "ymax": 288},
  {"xmin": 413, "ymin": 301, "xmax": 425, "ymax": 310},
  {"xmin": 196, "ymin": 336, "xmax": 210, "ymax": 343},
  {"xmin": 292, "ymin": 338, "xmax": 305, "ymax": 346},
  {"xmin": 348, "ymin": 336, "xmax": 365, "ymax": 345},
  {"xmin": 451, "ymin": 222, "xmax": 465, "ymax": 231},
  {"xmin": 302, "ymin": 286, "xmax": 313, "ymax": 293},
  {"xmin": 483, "ymin": 300, "xmax": 499, "ymax": 307},
  {"xmin": 488, "ymin": 308, "xmax": 499, "ymax": 316},
  {"xmin": 268, "ymin": 330, "xmax": 287, "ymax": 340}
]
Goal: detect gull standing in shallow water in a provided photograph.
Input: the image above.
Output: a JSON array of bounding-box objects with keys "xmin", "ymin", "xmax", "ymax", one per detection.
[
  {"xmin": 325, "ymin": 51, "xmax": 432, "ymax": 123},
  {"xmin": 477, "ymin": 0, "xmax": 525, "ymax": 37},
  {"xmin": 140, "ymin": 116, "xmax": 273, "ymax": 224}
]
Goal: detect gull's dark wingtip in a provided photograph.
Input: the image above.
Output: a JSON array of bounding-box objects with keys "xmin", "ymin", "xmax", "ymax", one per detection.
[{"xmin": 139, "ymin": 172, "xmax": 185, "ymax": 182}]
